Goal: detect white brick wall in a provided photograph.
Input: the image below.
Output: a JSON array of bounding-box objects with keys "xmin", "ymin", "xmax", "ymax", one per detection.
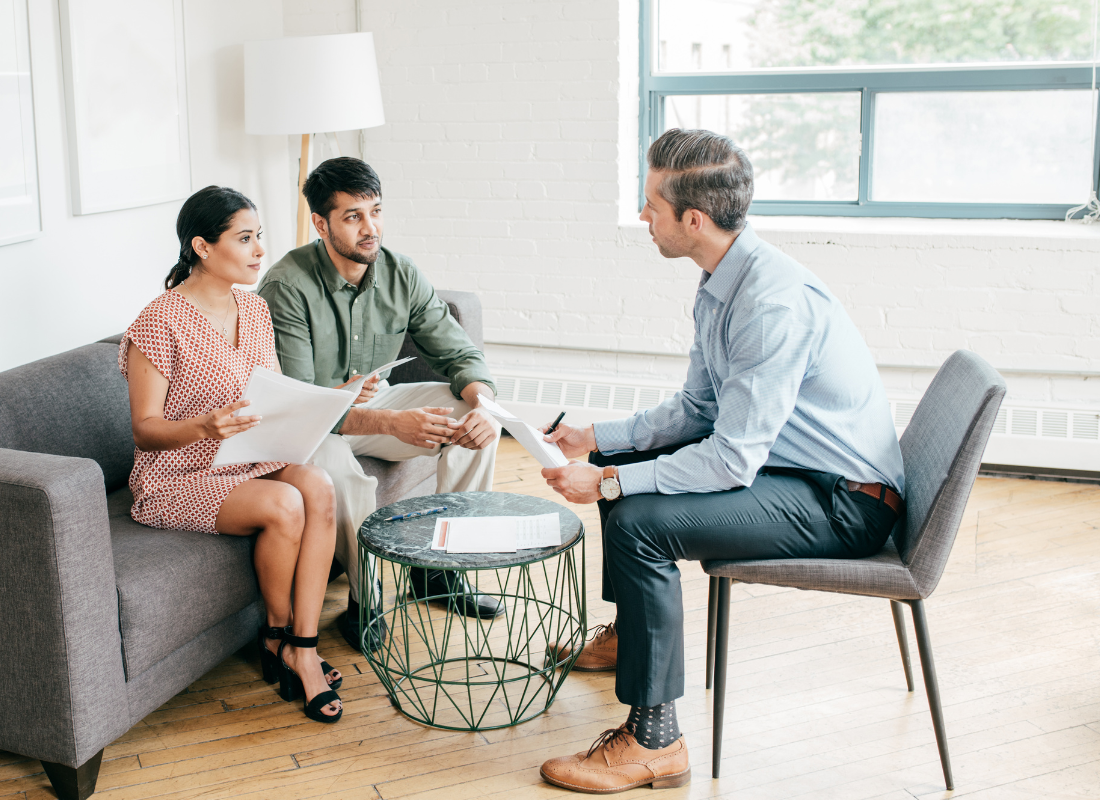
[{"xmin": 283, "ymin": 0, "xmax": 1100, "ymax": 430}]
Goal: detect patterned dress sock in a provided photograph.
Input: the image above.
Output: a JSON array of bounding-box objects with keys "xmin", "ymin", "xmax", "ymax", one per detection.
[{"xmin": 626, "ymin": 701, "xmax": 681, "ymax": 750}]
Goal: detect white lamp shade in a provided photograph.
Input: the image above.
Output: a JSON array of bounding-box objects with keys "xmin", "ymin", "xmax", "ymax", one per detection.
[{"xmin": 244, "ymin": 33, "xmax": 385, "ymax": 135}]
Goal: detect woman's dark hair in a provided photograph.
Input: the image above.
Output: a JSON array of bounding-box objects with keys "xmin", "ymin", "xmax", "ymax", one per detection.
[
  {"xmin": 302, "ymin": 157, "xmax": 382, "ymax": 220},
  {"xmin": 164, "ymin": 185, "xmax": 257, "ymax": 290}
]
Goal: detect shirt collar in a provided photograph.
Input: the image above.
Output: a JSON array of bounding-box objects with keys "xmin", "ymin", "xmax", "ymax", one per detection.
[
  {"xmin": 701, "ymin": 223, "xmax": 761, "ymax": 303},
  {"xmin": 314, "ymin": 239, "xmax": 378, "ymax": 295}
]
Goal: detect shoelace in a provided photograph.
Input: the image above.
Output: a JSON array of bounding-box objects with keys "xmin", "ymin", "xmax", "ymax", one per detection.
[
  {"xmin": 589, "ymin": 621, "xmax": 616, "ymax": 643},
  {"xmin": 585, "ymin": 723, "xmax": 635, "ymax": 759}
]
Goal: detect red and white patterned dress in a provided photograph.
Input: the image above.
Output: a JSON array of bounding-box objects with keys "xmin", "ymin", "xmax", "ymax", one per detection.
[{"xmin": 118, "ymin": 288, "xmax": 289, "ymax": 534}]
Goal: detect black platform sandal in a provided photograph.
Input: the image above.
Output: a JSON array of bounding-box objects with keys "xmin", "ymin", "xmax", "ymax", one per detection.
[
  {"xmin": 259, "ymin": 625, "xmax": 342, "ymax": 690},
  {"xmin": 277, "ymin": 631, "xmax": 343, "ymax": 724},
  {"xmin": 258, "ymin": 625, "xmax": 284, "ymax": 684}
]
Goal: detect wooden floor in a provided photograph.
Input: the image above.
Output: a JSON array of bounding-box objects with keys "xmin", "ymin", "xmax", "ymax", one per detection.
[{"xmin": 4, "ymin": 439, "xmax": 1100, "ymax": 799}]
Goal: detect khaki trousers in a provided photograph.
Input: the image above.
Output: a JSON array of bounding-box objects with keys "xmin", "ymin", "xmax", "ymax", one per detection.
[{"xmin": 309, "ymin": 381, "xmax": 498, "ymax": 602}]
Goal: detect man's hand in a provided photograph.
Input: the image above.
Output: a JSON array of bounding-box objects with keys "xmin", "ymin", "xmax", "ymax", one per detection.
[
  {"xmin": 541, "ymin": 462, "xmax": 603, "ymax": 504},
  {"xmin": 384, "ymin": 407, "xmax": 457, "ymax": 448},
  {"xmin": 450, "ymin": 407, "xmax": 501, "ymax": 450},
  {"xmin": 336, "ymin": 373, "xmax": 380, "ymax": 404},
  {"xmin": 542, "ymin": 423, "xmax": 597, "ymax": 459}
]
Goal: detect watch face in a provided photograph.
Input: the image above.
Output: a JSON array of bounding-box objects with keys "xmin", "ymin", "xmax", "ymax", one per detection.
[{"xmin": 600, "ymin": 477, "xmax": 621, "ymax": 500}]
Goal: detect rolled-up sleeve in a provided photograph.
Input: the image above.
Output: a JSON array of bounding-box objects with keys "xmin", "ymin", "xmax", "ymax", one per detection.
[
  {"xmin": 611, "ymin": 304, "xmax": 814, "ymax": 496},
  {"xmin": 406, "ymin": 268, "xmax": 496, "ymax": 399}
]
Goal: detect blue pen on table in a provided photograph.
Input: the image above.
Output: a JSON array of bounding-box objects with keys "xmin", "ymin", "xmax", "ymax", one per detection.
[{"xmin": 385, "ymin": 506, "xmax": 447, "ymax": 522}]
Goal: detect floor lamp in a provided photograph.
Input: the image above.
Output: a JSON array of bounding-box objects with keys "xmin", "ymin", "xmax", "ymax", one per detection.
[{"xmin": 244, "ymin": 33, "xmax": 385, "ymax": 247}]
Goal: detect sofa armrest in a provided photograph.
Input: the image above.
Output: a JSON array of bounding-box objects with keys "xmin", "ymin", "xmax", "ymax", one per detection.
[
  {"xmin": 0, "ymin": 449, "xmax": 129, "ymax": 767},
  {"xmin": 389, "ymin": 290, "xmax": 486, "ymax": 386}
]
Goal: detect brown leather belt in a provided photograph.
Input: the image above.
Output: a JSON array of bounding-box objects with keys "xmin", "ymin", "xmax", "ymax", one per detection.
[{"xmin": 846, "ymin": 481, "xmax": 904, "ymax": 515}]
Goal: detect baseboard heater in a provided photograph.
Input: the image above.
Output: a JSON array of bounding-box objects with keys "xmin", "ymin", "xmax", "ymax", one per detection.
[{"xmin": 494, "ymin": 373, "xmax": 1100, "ymax": 478}]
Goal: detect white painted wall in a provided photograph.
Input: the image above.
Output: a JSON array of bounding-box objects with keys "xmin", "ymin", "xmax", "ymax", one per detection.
[
  {"xmin": 0, "ymin": 0, "xmax": 291, "ymax": 373},
  {"xmin": 278, "ymin": 0, "xmax": 1100, "ymax": 450}
]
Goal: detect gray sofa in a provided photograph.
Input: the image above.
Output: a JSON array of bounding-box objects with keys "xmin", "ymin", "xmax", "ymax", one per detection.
[{"xmin": 0, "ymin": 290, "xmax": 484, "ymax": 800}]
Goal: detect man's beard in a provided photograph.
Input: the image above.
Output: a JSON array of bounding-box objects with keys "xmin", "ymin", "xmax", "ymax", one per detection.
[{"xmin": 331, "ymin": 232, "xmax": 381, "ymax": 265}]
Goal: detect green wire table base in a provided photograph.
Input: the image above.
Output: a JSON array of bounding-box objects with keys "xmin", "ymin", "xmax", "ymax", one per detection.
[{"xmin": 358, "ymin": 494, "xmax": 587, "ymax": 732}]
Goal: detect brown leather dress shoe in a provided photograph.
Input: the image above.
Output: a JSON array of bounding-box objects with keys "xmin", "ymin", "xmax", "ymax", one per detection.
[
  {"xmin": 551, "ymin": 622, "xmax": 618, "ymax": 672},
  {"xmin": 540, "ymin": 725, "xmax": 690, "ymax": 794}
]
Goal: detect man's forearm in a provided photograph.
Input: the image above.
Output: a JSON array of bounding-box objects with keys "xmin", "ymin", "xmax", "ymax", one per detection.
[
  {"xmin": 338, "ymin": 407, "xmax": 392, "ymax": 436},
  {"xmin": 460, "ymin": 381, "xmax": 494, "ymax": 408}
]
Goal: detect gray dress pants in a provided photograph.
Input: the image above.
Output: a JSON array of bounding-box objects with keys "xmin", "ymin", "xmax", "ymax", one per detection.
[{"xmin": 590, "ymin": 441, "xmax": 899, "ymax": 708}]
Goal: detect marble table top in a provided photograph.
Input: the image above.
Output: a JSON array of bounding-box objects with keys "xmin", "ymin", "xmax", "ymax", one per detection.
[{"xmin": 358, "ymin": 491, "xmax": 584, "ymax": 569}]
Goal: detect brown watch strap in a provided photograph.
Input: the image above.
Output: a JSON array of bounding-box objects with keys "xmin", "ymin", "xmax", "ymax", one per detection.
[{"xmin": 602, "ymin": 466, "xmax": 617, "ymax": 480}]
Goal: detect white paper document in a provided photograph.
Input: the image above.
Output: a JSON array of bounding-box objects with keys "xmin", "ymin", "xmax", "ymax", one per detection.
[
  {"xmin": 210, "ymin": 367, "xmax": 365, "ymax": 467},
  {"xmin": 430, "ymin": 513, "xmax": 561, "ymax": 553},
  {"xmin": 476, "ymin": 394, "xmax": 569, "ymax": 469},
  {"xmin": 365, "ymin": 356, "xmax": 416, "ymax": 379}
]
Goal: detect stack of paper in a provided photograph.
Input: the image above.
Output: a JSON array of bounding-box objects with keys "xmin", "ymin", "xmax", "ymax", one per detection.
[
  {"xmin": 476, "ymin": 395, "xmax": 569, "ymax": 469},
  {"xmin": 211, "ymin": 367, "xmax": 365, "ymax": 467},
  {"xmin": 430, "ymin": 513, "xmax": 561, "ymax": 553}
]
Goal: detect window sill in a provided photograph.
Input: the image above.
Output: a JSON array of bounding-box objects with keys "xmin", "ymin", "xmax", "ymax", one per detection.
[{"xmin": 619, "ymin": 215, "xmax": 1100, "ymax": 243}]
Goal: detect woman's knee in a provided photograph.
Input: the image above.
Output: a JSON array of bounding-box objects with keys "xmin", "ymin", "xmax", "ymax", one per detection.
[
  {"xmin": 264, "ymin": 484, "xmax": 306, "ymax": 541},
  {"xmin": 297, "ymin": 465, "xmax": 337, "ymax": 523}
]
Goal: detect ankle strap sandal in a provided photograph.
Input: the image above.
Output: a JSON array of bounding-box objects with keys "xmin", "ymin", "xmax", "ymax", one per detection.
[{"xmin": 277, "ymin": 629, "xmax": 343, "ymax": 724}]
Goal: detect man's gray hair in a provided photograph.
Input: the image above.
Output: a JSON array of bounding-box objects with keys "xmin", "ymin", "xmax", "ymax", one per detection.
[{"xmin": 647, "ymin": 128, "xmax": 754, "ymax": 233}]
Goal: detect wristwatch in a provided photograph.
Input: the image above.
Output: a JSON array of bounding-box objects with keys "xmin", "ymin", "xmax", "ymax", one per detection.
[{"xmin": 599, "ymin": 466, "xmax": 622, "ymax": 501}]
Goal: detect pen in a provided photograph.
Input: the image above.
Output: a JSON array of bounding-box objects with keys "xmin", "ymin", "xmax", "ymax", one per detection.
[
  {"xmin": 384, "ymin": 506, "xmax": 447, "ymax": 522},
  {"xmin": 547, "ymin": 411, "xmax": 566, "ymax": 434}
]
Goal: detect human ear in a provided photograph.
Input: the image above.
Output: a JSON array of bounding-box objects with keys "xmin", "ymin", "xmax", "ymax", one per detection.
[
  {"xmin": 311, "ymin": 212, "xmax": 327, "ymax": 239},
  {"xmin": 191, "ymin": 235, "xmax": 209, "ymax": 260}
]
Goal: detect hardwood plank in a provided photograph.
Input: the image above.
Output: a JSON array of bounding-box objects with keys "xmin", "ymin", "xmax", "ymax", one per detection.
[{"xmin": 4, "ymin": 439, "xmax": 1100, "ymax": 797}]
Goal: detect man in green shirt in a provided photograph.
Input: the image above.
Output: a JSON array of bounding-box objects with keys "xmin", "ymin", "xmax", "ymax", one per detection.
[{"xmin": 258, "ymin": 158, "xmax": 503, "ymax": 652}]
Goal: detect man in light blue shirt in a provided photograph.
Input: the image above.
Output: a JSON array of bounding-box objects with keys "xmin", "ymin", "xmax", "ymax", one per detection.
[{"xmin": 538, "ymin": 129, "xmax": 904, "ymax": 794}]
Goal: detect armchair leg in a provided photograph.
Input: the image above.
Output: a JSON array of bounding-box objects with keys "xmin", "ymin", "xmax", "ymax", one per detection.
[
  {"xmin": 42, "ymin": 750, "xmax": 103, "ymax": 800},
  {"xmin": 890, "ymin": 600, "xmax": 915, "ymax": 692},
  {"xmin": 711, "ymin": 577, "xmax": 732, "ymax": 779},
  {"xmin": 706, "ymin": 576, "xmax": 719, "ymax": 689},
  {"xmin": 908, "ymin": 599, "xmax": 954, "ymax": 790}
]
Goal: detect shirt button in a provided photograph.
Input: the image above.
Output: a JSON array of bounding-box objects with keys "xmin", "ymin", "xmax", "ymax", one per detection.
[
  {"xmin": 712, "ymin": 308, "xmax": 717, "ymax": 314},
  {"xmin": 353, "ymin": 335, "xmax": 359, "ymax": 340}
]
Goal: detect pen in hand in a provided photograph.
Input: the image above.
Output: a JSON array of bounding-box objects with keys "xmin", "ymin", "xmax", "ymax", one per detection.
[
  {"xmin": 385, "ymin": 506, "xmax": 447, "ymax": 522},
  {"xmin": 546, "ymin": 411, "xmax": 566, "ymax": 434}
]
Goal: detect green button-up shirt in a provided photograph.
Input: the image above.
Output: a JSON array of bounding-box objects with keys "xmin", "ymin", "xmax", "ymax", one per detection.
[{"xmin": 257, "ymin": 240, "xmax": 495, "ymax": 433}]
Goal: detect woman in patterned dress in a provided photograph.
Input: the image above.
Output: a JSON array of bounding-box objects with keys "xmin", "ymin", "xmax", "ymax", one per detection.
[{"xmin": 119, "ymin": 186, "xmax": 342, "ymax": 723}]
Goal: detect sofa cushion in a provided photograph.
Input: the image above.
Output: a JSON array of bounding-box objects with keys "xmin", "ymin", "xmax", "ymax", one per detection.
[
  {"xmin": 108, "ymin": 489, "xmax": 261, "ymax": 679},
  {"xmin": 0, "ymin": 343, "xmax": 134, "ymax": 493},
  {"xmin": 358, "ymin": 454, "xmax": 440, "ymax": 508}
]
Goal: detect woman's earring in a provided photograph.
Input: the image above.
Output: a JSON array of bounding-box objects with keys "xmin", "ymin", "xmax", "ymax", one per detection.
[{"xmin": 202, "ymin": 254, "xmax": 208, "ymax": 259}]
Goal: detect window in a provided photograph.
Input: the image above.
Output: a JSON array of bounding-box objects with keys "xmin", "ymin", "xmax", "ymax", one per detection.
[{"xmin": 639, "ymin": 0, "xmax": 1100, "ymax": 218}]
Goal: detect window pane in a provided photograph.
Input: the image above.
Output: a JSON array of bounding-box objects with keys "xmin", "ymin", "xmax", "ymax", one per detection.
[
  {"xmin": 663, "ymin": 93, "xmax": 862, "ymax": 201},
  {"xmin": 871, "ymin": 90, "xmax": 1096, "ymax": 203},
  {"xmin": 655, "ymin": 0, "xmax": 1096, "ymax": 72}
]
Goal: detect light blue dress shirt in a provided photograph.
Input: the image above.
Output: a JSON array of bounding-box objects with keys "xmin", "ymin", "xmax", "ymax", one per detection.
[{"xmin": 594, "ymin": 224, "xmax": 905, "ymax": 498}]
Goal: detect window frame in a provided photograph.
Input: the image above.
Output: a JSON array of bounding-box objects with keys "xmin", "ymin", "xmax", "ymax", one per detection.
[{"xmin": 638, "ymin": 0, "xmax": 1100, "ymax": 219}]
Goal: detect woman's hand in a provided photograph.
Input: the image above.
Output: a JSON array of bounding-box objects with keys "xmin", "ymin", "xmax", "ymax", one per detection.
[
  {"xmin": 201, "ymin": 400, "xmax": 262, "ymax": 440},
  {"xmin": 338, "ymin": 373, "xmax": 381, "ymax": 404}
]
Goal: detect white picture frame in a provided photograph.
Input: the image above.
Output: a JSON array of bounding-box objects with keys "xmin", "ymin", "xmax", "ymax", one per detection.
[
  {"xmin": 58, "ymin": 0, "xmax": 191, "ymax": 215},
  {"xmin": 0, "ymin": 0, "xmax": 41, "ymax": 246}
]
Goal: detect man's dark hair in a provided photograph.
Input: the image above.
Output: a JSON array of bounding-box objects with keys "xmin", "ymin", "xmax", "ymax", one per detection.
[
  {"xmin": 647, "ymin": 128, "xmax": 754, "ymax": 233},
  {"xmin": 302, "ymin": 157, "xmax": 382, "ymax": 219}
]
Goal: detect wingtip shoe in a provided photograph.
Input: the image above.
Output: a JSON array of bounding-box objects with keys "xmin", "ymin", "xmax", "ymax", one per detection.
[
  {"xmin": 540, "ymin": 725, "xmax": 690, "ymax": 794},
  {"xmin": 550, "ymin": 621, "xmax": 618, "ymax": 672}
]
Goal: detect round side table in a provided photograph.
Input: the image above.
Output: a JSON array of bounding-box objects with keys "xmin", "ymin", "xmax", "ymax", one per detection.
[{"xmin": 357, "ymin": 491, "xmax": 586, "ymax": 731}]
